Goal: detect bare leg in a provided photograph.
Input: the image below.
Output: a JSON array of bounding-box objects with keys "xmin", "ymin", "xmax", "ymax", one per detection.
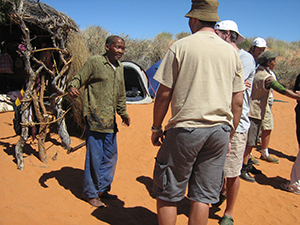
[
  {"xmin": 224, "ymin": 176, "xmax": 240, "ymax": 217},
  {"xmin": 222, "ymin": 178, "xmax": 227, "ymax": 196},
  {"xmin": 261, "ymin": 129, "xmax": 271, "ymax": 151},
  {"xmin": 260, "ymin": 129, "xmax": 279, "ymax": 163},
  {"xmin": 243, "ymin": 145, "xmax": 253, "ymax": 164},
  {"xmin": 188, "ymin": 200, "xmax": 209, "ymax": 225},
  {"xmin": 157, "ymin": 198, "xmax": 177, "ymax": 225}
]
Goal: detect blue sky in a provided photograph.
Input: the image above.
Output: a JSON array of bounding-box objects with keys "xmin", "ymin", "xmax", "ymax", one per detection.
[{"xmin": 42, "ymin": 0, "xmax": 300, "ymax": 42}]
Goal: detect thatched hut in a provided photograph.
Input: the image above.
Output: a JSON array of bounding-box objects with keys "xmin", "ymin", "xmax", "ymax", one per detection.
[{"xmin": 0, "ymin": 0, "xmax": 89, "ymax": 170}]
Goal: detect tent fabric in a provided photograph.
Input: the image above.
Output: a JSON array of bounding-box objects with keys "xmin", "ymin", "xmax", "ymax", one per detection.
[
  {"xmin": 146, "ymin": 59, "xmax": 162, "ymax": 98},
  {"xmin": 122, "ymin": 61, "xmax": 153, "ymax": 104}
]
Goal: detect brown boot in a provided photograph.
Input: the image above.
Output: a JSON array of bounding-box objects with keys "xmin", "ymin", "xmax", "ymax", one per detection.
[{"xmin": 83, "ymin": 194, "xmax": 105, "ymax": 207}]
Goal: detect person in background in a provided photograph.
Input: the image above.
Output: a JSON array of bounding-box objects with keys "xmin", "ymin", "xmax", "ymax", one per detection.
[
  {"xmin": 247, "ymin": 37, "xmax": 280, "ymax": 168},
  {"xmin": 280, "ymin": 73, "xmax": 300, "ymax": 194},
  {"xmin": 242, "ymin": 52, "xmax": 300, "ymax": 183},
  {"xmin": 151, "ymin": 1, "xmax": 245, "ymax": 224},
  {"xmin": 68, "ymin": 35, "xmax": 130, "ymax": 207},
  {"xmin": 249, "ymin": 37, "xmax": 267, "ymax": 62},
  {"xmin": 214, "ymin": 20, "xmax": 256, "ymax": 225}
]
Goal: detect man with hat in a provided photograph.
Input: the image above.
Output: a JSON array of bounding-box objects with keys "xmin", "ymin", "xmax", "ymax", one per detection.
[
  {"xmin": 243, "ymin": 51, "xmax": 300, "ymax": 183},
  {"xmin": 249, "ymin": 37, "xmax": 268, "ymax": 62},
  {"xmin": 151, "ymin": 1, "xmax": 245, "ymax": 224},
  {"xmin": 214, "ymin": 20, "xmax": 256, "ymax": 225}
]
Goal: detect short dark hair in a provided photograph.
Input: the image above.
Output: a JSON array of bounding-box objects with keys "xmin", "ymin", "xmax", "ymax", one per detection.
[
  {"xmin": 229, "ymin": 31, "xmax": 238, "ymax": 43},
  {"xmin": 105, "ymin": 35, "xmax": 124, "ymax": 46},
  {"xmin": 218, "ymin": 30, "xmax": 238, "ymax": 43},
  {"xmin": 249, "ymin": 46, "xmax": 256, "ymax": 55}
]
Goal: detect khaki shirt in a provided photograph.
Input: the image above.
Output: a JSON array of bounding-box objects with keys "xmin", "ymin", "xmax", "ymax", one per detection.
[
  {"xmin": 248, "ymin": 66, "xmax": 275, "ymax": 120},
  {"xmin": 68, "ymin": 55, "xmax": 128, "ymax": 133},
  {"xmin": 154, "ymin": 31, "xmax": 245, "ymax": 130}
]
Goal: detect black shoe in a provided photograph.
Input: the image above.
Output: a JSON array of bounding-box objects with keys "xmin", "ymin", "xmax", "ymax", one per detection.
[
  {"xmin": 248, "ymin": 164, "xmax": 262, "ymax": 174},
  {"xmin": 240, "ymin": 170, "xmax": 255, "ymax": 182}
]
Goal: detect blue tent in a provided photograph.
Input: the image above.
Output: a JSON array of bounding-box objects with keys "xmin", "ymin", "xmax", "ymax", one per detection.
[{"xmin": 146, "ymin": 60, "xmax": 162, "ymax": 98}]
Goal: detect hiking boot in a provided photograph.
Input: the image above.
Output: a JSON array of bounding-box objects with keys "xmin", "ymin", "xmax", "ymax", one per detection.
[
  {"xmin": 240, "ymin": 164, "xmax": 255, "ymax": 182},
  {"xmin": 260, "ymin": 155, "xmax": 280, "ymax": 164},
  {"xmin": 211, "ymin": 193, "xmax": 227, "ymax": 208},
  {"xmin": 240, "ymin": 170, "xmax": 255, "ymax": 182},
  {"xmin": 248, "ymin": 164, "xmax": 262, "ymax": 175},
  {"xmin": 250, "ymin": 154, "xmax": 260, "ymax": 165}
]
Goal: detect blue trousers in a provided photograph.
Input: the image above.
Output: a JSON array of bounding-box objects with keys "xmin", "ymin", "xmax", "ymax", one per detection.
[{"xmin": 83, "ymin": 125, "xmax": 118, "ymax": 198}]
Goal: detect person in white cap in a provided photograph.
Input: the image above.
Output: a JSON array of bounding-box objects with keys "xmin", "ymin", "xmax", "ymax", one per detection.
[
  {"xmin": 151, "ymin": 1, "xmax": 245, "ymax": 224},
  {"xmin": 248, "ymin": 37, "xmax": 280, "ymax": 168},
  {"xmin": 249, "ymin": 37, "xmax": 268, "ymax": 62},
  {"xmin": 214, "ymin": 20, "xmax": 256, "ymax": 225}
]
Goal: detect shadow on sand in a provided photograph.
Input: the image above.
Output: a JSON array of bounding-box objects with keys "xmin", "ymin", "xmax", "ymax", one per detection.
[{"xmin": 38, "ymin": 167, "xmax": 158, "ymax": 225}]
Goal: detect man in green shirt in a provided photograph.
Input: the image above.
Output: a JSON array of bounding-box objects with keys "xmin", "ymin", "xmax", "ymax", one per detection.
[{"xmin": 68, "ymin": 35, "xmax": 130, "ymax": 207}]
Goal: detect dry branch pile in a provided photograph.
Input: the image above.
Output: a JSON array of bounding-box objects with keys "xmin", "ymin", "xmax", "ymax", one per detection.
[{"xmin": 1, "ymin": 0, "xmax": 89, "ymax": 170}]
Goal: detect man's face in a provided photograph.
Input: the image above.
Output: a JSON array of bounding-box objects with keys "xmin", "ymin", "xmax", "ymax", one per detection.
[
  {"xmin": 253, "ymin": 46, "xmax": 266, "ymax": 60},
  {"xmin": 106, "ymin": 38, "xmax": 125, "ymax": 62},
  {"xmin": 268, "ymin": 59, "xmax": 276, "ymax": 70}
]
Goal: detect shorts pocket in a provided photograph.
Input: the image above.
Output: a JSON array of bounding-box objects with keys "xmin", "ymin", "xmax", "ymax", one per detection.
[
  {"xmin": 221, "ymin": 124, "xmax": 231, "ymax": 133},
  {"xmin": 153, "ymin": 159, "xmax": 168, "ymax": 190}
]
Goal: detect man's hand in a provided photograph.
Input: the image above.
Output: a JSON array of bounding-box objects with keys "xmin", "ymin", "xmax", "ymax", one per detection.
[
  {"xmin": 151, "ymin": 130, "xmax": 164, "ymax": 146},
  {"xmin": 244, "ymin": 79, "xmax": 251, "ymax": 89},
  {"xmin": 69, "ymin": 87, "xmax": 80, "ymax": 99},
  {"xmin": 122, "ymin": 116, "xmax": 130, "ymax": 127},
  {"xmin": 227, "ymin": 141, "xmax": 231, "ymax": 157}
]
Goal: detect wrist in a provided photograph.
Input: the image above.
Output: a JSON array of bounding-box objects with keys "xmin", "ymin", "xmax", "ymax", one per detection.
[{"xmin": 151, "ymin": 125, "xmax": 162, "ymax": 132}]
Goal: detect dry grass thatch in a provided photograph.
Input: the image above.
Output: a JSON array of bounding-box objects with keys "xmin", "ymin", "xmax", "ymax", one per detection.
[{"xmin": 0, "ymin": 0, "xmax": 88, "ymax": 170}]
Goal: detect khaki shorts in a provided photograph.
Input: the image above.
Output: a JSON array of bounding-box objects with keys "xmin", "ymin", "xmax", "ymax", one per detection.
[
  {"xmin": 224, "ymin": 131, "xmax": 248, "ymax": 178},
  {"xmin": 261, "ymin": 98, "xmax": 274, "ymax": 131},
  {"xmin": 247, "ymin": 118, "xmax": 261, "ymax": 146},
  {"xmin": 153, "ymin": 125, "xmax": 231, "ymax": 204}
]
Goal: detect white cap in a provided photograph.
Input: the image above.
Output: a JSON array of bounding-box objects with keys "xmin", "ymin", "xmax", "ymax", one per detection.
[
  {"xmin": 214, "ymin": 20, "xmax": 245, "ymax": 44},
  {"xmin": 252, "ymin": 37, "xmax": 268, "ymax": 48}
]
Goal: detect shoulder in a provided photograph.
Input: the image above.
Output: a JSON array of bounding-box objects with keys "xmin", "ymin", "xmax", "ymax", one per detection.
[
  {"xmin": 89, "ymin": 55, "xmax": 105, "ymax": 62},
  {"xmin": 239, "ymin": 49, "xmax": 254, "ymax": 60},
  {"xmin": 239, "ymin": 50, "xmax": 256, "ymax": 66}
]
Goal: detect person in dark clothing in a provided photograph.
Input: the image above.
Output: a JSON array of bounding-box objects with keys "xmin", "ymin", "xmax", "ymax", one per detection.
[{"xmin": 280, "ymin": 73, "xmax": 300, "ymax": 194}]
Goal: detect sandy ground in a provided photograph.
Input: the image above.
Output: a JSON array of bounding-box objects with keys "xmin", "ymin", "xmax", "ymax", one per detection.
[{"xmin": 0, "ymin": 91, "xmax": 299, "ymax": 225}]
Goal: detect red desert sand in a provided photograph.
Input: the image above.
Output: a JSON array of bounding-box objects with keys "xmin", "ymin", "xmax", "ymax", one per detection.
[{"xmin": 0, "ymin": 91, "xmax": 299, "ymax": 225}]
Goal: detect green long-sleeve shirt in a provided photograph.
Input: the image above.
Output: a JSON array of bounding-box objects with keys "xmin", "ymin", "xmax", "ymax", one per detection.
[{"xmin": 68, "ymin": 54, "xmax": 128, "ymax": 133}]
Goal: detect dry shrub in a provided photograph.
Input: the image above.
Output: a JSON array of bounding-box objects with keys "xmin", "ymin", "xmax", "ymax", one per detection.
[
  {"xmin": 64, "ymin": 31, "xmax": 91, "ymax": 137},
  {"xmin": 80, "ymin": 25, "xmax": 109, "ymax": 56},
  {"xmin": 78, "ymin": 26, "xmax": 300, "ymax": 87}
]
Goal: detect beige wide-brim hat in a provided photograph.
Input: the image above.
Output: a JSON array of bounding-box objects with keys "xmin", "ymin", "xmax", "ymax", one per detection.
[{"xmin": 185, "ymin": 0, "xmax": 220, "ymax": 22}]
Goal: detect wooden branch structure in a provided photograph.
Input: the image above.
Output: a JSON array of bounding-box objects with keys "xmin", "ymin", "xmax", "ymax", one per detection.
[{"xmin": 3, "ymin": 0, "xmax": 80, "ymax": 170}]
